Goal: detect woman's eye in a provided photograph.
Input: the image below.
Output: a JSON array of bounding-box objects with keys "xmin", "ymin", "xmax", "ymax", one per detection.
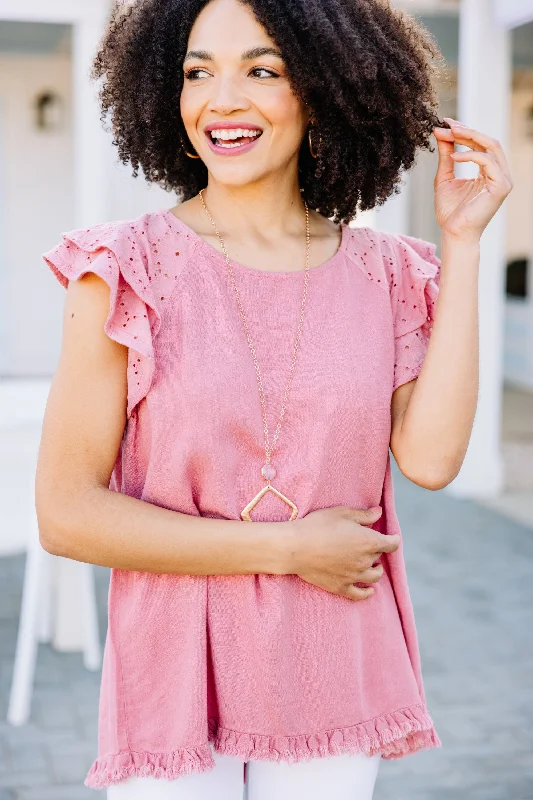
[
  {"xmin": 250, "ymin": 67, "xmax": 279, "ymax": 79},
  {"xmin": 185, "ymin": 68, "xmax": 210, "ymax": 81}
]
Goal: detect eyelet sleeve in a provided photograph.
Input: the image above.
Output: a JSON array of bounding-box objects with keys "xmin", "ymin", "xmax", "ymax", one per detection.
[
  {"xmin": 42, "ymin": 223, "xmax": 161, "ymax": 419},
  {"xmin": 386, "ymin": 232, "xmax": 441, "ymax": 392}
]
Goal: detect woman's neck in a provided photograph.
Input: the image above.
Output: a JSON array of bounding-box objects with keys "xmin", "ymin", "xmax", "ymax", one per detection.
[
  {"xmin": 199, "ymin": 174, "xmax": 307, "ymax": 239},
  {"xmin": 169, "ymin": 170, "xmax": 342, "ymax": 273}
]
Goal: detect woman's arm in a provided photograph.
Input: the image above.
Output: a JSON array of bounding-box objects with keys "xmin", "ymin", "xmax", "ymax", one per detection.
[
  {"xmin": 390, "ymin": 235, "xmax": 480, "ymax": 490},
  {"xmin": 390, "ymin": 118, "xmax": 512, "ymax": 491},
  {"xmin": 36, "ymin": 272, "xmax": 288, "ymax": 576}
]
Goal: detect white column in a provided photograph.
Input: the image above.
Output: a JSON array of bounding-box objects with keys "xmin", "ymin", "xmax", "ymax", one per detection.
[
  {"xmin": 446, "ymin": 0, "xmax": 511, "ymax": 497},
  {"xmin": 72, "ymin": 3, "xmax": 113, "ymax": 228}
]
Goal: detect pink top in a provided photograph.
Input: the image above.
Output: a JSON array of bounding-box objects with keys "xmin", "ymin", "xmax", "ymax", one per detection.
[{"xmin": 42, "ymin": 208, "xmax": 442, "ymax": 790}]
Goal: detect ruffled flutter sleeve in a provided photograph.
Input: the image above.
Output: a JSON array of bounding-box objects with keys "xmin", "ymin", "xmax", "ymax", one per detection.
[
  {"xmin": 42, "ymin": 223, "xmax": 161, "ymax": 419},
  {"xmin": 387, "ymin": 232, "xmax": 441, "ymax": 392}
]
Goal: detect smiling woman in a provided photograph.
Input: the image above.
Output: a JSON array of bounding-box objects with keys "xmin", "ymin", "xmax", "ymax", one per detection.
[
  {"xmin": 176, "ymin": 4, "xmax": 317, "ymax": 205},
  {"xmin": 34, "ymin": 0, "xmax": 506, "ymax": 798},
  {"xmin": 92, "ymin": 0, "xmax": 446, "ymax": 222}
]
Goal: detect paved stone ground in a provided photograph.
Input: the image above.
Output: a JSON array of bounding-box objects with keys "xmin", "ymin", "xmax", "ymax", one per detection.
[{"xmin": 0, "ymin": 460, "xmax": 532, "ymax": 799}]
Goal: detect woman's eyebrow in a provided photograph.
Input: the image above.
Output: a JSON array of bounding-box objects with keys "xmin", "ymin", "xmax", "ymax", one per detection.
[
  {"xmin": 241, "ymin": 46, "xmax": 282, "ymax": 60},
  {"xmin": 183, "ymin": 46, "xmax": 283, "ymax": 63},
  {"xmin": 184, "ymin": 49, "xmax": 212, "ymax": 62}
]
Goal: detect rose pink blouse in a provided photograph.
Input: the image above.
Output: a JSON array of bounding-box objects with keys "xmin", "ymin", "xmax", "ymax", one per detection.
[{"xmin": 42, "ymin": 208, "xmax": 441, "ymax": 790}]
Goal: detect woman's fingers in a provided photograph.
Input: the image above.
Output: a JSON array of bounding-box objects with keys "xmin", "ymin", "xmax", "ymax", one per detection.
[
  {"xmin": 450, "ymin": 150, "xmax": 512, "ymax": 198},
  {"xmin": 343, "ymin": 562, "xmax": 385, "ymax": 601},
  {"xmin": 356, "ymin": 564, "xmax": 384, "ymax": 585},
  {"xmin": 443, "ymin": 117, "xmax": 513, "ymax": 182},
  {"xmin": 344, "ymin": 585, "xmax": 375, "ymax": 602},
  {"xmin": 372, "ymin": 532, "xmax": 401, "ymax": 554},
  {"xmin": 433, "ymin": 129, "xmax": 457, "ymax": 186}
]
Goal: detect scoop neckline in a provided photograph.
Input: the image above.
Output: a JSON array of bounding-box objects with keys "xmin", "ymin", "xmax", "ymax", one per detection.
[{"xmin": 159, "ymin": 207, "xmax": 348, "ymax": 277}]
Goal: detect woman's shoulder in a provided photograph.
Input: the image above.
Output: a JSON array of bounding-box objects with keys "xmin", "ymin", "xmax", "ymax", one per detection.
[
  {"xmin": 44, "ymin": 207, "xmax": 195, "ymax": 264},
  {"xmin": 342, "ymin": 224, "xmax": 441, "ymax": 357},
  {"xmin": 42, "ymin": 207, "xmax": 198, "ymax": 316},
  {"xmin": 41, "ymin": 207, "xmax": 197, "ymax": 420},
  {"xmin": 342, "ymin": 223, "xmax": 441, "ymax": 294}
]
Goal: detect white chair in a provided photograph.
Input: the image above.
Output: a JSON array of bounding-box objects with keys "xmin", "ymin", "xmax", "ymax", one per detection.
[
  {"xmin": 3, "ymin": 379, "xmax": 101, "ymax": 726},
  {"xmin": 7, "ymin": 499, "xmax": 102, "ymax": 725}
]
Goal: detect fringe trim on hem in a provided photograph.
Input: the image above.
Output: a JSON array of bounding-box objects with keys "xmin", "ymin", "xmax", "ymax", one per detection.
[
  {"xmin": 84, "ymin": 704, "xmax": 441, "ymax": 789},
  {"xmin": 208, "ymin": 704, "xmax": 441, "ymax": 762},
  {"xmin": 84, "ymin": 744, "xmax": 216, "ymax": 790}
]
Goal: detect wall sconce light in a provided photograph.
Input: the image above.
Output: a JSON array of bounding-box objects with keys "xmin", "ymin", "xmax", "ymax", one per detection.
[{"xmin": 34, "ymin": 91, "xmax": 64, "ymax": 131}]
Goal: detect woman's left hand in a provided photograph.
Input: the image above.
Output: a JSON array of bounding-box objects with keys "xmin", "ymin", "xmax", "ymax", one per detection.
[{"xmin": 432, "ymin": 117, "xmax": 513, "ymax": 244}]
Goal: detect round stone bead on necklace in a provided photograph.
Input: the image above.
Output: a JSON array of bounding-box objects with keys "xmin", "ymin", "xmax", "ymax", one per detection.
[{"xmin": 261, "ymin": 463, "xmax": 277, "ymax": 481}]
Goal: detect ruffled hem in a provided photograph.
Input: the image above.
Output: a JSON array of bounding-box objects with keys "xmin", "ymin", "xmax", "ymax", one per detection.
[
  {"xmin": 41, "ymin": 216, "xmax": 170, "ymax": 419},
  {"xmin": 84, "ymin": 704, "xmax": 440, "ymax": 788},
  {"xmin": 84, "ymin": 743, "xmax": 216, "ymax": 790},
  {"xmin": 392, "ymin": 350, "xmax": 428, "ymax": 392},
  {"xmin": 390, "ymin": 232, "xmax": 441, "ymax": 341},
  {"xmin": 209, "ymin": 704, "xmax": 441, "ymax": 762}
]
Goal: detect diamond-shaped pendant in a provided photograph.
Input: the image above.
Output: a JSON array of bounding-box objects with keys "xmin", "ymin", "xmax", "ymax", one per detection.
[{"xmin": 241, "ymin": 484, "xmax": 299, "ymax": 522}]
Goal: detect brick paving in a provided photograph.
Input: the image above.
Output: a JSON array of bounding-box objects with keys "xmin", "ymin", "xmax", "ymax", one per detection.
[{"xmin": 0, "ymin": 459, "xmax": 532, "ymax": 799}]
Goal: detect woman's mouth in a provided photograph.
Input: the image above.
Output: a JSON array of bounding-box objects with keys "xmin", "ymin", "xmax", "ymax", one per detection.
[{"xmin": 204, "ymin": 125, "xmax": 263, "ymax": 156}]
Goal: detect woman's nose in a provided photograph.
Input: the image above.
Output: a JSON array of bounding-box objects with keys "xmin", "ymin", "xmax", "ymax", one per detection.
[{"xmin": 208, "ymin": 79, "xmax": 250, "ymax": 115}]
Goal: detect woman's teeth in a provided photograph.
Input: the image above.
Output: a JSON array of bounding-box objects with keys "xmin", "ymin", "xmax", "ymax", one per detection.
[{"xmin": 209, "ymin": 128, "xmax": 262, "ymax": 148}]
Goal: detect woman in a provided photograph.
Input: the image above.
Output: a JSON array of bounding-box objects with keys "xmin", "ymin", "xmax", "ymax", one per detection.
[{"xmin": 37, "ymin": 0, "xmax": 513, "ymax": 798}]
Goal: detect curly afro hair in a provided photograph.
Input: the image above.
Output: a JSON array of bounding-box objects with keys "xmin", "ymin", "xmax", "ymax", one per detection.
[{"xmin": 92, "ymin": 0, "xmax": 449, "ymax": 224}]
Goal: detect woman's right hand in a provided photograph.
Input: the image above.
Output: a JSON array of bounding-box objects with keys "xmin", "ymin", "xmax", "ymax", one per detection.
[{"xmin": 288, "ymin": 506, "xmax": 401, "ymax": 601}]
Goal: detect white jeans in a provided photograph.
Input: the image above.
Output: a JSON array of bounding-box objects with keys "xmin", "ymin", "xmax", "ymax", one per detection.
[{"xmin": 106, "ymin": 744, "xmax": 381, "ymax": 800}]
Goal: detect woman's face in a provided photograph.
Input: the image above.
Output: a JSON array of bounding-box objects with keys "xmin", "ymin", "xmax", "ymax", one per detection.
[{"xmin": 180, "ymin": 0, "xmax": 309, "ymax": 188}]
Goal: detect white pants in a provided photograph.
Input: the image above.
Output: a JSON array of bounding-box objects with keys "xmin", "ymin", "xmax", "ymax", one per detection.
[{"xmin": 106, "ymin": 744, "xmax": 381, "ymax": 800}]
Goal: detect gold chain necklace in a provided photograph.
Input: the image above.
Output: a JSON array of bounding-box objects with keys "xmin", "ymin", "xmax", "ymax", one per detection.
[{"xmin": 198, "ymin": 188, "xmax": 311, "ymax": 522}]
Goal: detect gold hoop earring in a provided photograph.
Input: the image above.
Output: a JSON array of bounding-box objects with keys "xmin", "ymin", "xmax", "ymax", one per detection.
[
  {"xmin": 185, "ymin": 149, "xmax": 201, "ymax": 159},
  {"xmin": 308, "ymin": 127, "xmax": 319, "ymax": 159}
]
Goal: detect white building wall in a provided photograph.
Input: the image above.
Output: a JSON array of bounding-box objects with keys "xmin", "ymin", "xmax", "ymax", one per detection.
[
  {"xmin": 0, "ymin": 52, "xmax": 72, "ymax": 376},
  {"xmin": 0, "ymin": 46, "xmax": 174, "ymax": 379},
  {"xmin": 108, "ymin": 157, "xmax": 175, "ymax": 223}
]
